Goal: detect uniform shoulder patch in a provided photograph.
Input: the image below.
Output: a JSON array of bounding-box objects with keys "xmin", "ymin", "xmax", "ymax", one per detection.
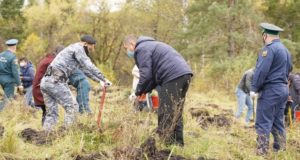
[
  {"xmin": 262, "ymin": 50, "xmax": 268, "ymax": 57},
  {"xmin": 0, "ymin": 57, "xmax": 7, "ymax": 63}
]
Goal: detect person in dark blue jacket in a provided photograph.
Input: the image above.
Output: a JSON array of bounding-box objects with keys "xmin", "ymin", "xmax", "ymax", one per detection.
[
  {"xmin": 0, "ymin": 39, "xmax": 23, "ymax": 111},
  {"xmin": 69, "ymin": 69, "xmax": 92, "ymax": 114},
  {"xmin": 19, "ymin": 57, "xmax": 35, "ymax": 107},
  {"xmin": 123, "ymin": 35, "xmax": 193, "ymax": 146},
  {"xmin": 250, "ymin": 23, "xmax": 293, "ymax": 155}
]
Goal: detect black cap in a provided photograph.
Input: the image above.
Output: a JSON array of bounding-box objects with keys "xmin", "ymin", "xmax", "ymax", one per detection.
[{"xmin": 81, "ymin": 35, "xmax": 96, "ymax": 44}]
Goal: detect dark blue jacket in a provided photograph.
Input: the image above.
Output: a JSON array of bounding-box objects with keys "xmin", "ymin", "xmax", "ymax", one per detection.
[
  {"xmin": 252, "ymin": 39, "xmax": 293, "ymax": 92},
  {"xmin": 134, "ymin": 36, "xmax": 193, "ymax": 96},
  {"xmin": 20, "ymin": 62, "xmax": 35, "ymax": 88},
  {"xmin": 0, "ymin": 50, "xmax": 21, "ymax": 85}
]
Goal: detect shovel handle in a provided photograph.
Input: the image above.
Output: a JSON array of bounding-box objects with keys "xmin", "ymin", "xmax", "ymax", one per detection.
[{"xmin": 97, "ymin": 87, "xmax": 107, "ymax": 128}]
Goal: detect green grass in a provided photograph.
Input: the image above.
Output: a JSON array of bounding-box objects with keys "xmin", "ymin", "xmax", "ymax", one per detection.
[{"xmin": 0, "ymin": 87, "xmax": 300, "ymax": 159}]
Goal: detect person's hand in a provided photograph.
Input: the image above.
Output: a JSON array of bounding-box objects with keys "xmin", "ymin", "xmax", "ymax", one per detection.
[
  {"xmin": 100, "ymin": 79, "xmax": 112, "ymax": 88},
  {"xmin": 288, "ymin": 96, "xmax": 293, "ymax": 102},
  {"xmin": 287, "ymin": 96, "xmax": 293, "ymax": 107},
  {"xmin": 250, "ymin": 91, "xmax": 257, "ymax": 98},
  {"xmin": 100, "ymin": 81, "xmax": 105, "ymax": 88},
  {"xmin": 17, "ymin": 85, "xmax": 24, "ymax": 94},
  {"xmin": 104, "ymin": 79, "xmax": 112, "ymax": 87},
  {"xmin": 129, "ymin": 93, "xmax": 137, "ymax": 101},
  {"xmin": 20, "ymin": 76, "xmax": 23, "ymax": 80}
]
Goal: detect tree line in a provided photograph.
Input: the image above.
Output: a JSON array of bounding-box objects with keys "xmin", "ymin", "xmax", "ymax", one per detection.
[{"xmin": 0, "ymin": 0, "xmax": 299, "ymax": 91}]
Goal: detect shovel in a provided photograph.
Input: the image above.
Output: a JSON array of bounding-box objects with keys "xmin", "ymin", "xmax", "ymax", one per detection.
[{"xmin": 97, "ymin": 87, "xmax": 107, "ymax": 128}]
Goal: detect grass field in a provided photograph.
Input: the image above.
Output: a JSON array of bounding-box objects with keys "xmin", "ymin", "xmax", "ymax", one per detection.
[{"xmin": 0, "ymin": 86, "xmax": 300, "ymax": 160}]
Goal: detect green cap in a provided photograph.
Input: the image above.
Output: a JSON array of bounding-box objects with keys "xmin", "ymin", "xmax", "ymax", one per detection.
[{"xmin": 260, "ymin": 22, "xmax": 283, "ymax": 35}]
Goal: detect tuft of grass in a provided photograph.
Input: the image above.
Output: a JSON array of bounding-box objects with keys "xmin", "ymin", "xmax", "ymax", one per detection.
[{"xmin": 0, "ymin": 129, "xmax": 19, "ymax": 154}]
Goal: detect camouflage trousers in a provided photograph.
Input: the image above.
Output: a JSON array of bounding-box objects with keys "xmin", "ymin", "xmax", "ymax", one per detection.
[{"xmin": 40, "ymin": 76, "xmax": 79, "ymax": 131}]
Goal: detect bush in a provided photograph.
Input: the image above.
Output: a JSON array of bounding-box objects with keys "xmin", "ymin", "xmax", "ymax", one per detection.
[
  {"xmin": 19, "ymin": 33, "xmax": 47, "ymax": 65},
  {"xmin": 192, "ymin": 53, "xmax": 256, "ymax": 93}
]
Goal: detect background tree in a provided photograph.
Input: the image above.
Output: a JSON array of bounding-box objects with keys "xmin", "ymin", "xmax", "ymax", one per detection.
[
  {"xmin": 179, "ymin": 0, "xmax": 265, "ymax": 90},
  {"xmin": 2, "ymin": 0, "xmax": 297, "ymax": 91},
  {"xmin": 263, "ymin": 0, "xmax": 300, "ymax": 68},
  {"xmin": 0, "ymin": 0, "xmax": 25, "ymax": 50},
  {"xmin": 19, "ymin": 33, "xmax": 46, "ymax": 65}
]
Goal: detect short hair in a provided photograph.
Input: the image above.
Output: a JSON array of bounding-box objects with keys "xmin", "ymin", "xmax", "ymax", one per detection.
[
  {"xmin": 262, "ymin": 32, "xmax": 279, "ymax": 38},
  {"xmin": 19, "ymin": 57, "xmax": 28, "ymax": 62},
  {"xmin": 123, "ymin": 35, "xmax": 137, "ymax": 46},
  {"xmin": 289, "ymin": 73, "xmax": 295, "ymax": 81}
]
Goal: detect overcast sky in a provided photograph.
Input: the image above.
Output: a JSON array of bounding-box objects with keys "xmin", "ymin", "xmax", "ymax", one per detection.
[{"xmin": 24, "ymin": 0, "xmax": 126, "ymax": 12}]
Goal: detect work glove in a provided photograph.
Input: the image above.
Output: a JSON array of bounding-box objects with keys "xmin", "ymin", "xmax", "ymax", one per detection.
[
  {"xmin": 100, "ymin": 79, "xmax": 112, "ymax": 88},
  {"xmin": 129, "ymin": 93, "xmax": 137, "ymax": 101},
  {"xmin": 104, "ymin": 79, "xmax": 112, "ymax": 87},
  {"xmin": 250, "ymin": 91, "xmax": 257, "ymax": 98}
]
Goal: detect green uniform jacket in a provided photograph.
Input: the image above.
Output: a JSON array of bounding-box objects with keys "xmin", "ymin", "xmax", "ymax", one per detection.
[{"xmin": 0, "ymin": 50, "xmax": 21, "ymax": 85}]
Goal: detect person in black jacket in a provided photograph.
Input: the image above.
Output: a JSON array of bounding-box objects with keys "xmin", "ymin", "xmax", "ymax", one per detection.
[
  {"xmin": 285, "ymin": 73, "xmax": 300, "ymax": 123},
  {"xmin": 123, "ymin": 35, "xmax": 193, "ymax": 146}
]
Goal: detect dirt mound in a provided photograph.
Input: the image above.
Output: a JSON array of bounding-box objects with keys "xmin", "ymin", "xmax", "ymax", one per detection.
[
  {"xmin": 195, "ymin": 114, "xmax": 232, "ymax": 129},
  {"xmin": 114, "ymin": 137, "xmax": 187, "ymax": 160},
  {"xmin": 20, "ymin": 128, "xmax": 55, "ymax": 145},
  {"xmin": 75, "ymin": 152, "xmax": 110, "ymax": 160},
  {"xmin": 140, "ymin": 137, "xmax": 157, "ymax": 157},
  {"xmin": 0, "ymin": 125, "xmax": 4, "ymax": 137},
  {"xmin": 189, "ymin": 108, "xmax": 210, "ymax": 119},
  {"xmin": 190, "ymin": 106, "xmax": 232, "ymax": 129},
  {"xmin": 20, "ymin": 127, "xmax": 67, "ymax": 145},
  {"xmin": 201, "ymin": 103, "xmax": 219, "ymax": 109},
  {"xmin": 197, "ymin": 114, "xmax": 232, "ymax": 129},
  {"xmin": 113, "ymin": 146, "xmax": 143, "ymax": 159}
]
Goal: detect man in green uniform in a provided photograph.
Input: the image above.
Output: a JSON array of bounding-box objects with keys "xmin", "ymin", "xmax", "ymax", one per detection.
[{"xmin": 0, "ymin": 39, "xmax": 23, "ymax": 111}]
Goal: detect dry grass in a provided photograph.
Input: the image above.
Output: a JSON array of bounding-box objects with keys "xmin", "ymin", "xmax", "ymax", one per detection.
[{"xmin": 0, "ymin": 87, "xmax": 300, "ymax": 159}]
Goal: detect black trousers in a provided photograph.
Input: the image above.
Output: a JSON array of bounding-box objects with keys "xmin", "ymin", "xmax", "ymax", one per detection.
[
  {"xmin": 157, "ymin": 74, "xmax": 191, "ymax": 146},
  {"xmin": 36, "ymin": 105, "xmax": 46, "ymax": 125}
]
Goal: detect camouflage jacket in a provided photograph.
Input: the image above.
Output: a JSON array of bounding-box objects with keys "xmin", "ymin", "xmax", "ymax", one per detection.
[{"xmin": 49, "ymin": 42, "xmax": 105, "ymax": 82}]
